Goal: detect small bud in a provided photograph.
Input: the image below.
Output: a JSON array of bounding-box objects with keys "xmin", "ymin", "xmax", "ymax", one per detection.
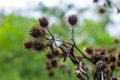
[
  {"xmin": 68, "ymin": 15, "xmax": 78, "ymax": 26},
  {"xmin": 39, "ymin": 17, "xmax": 48, "ymax": 28},
  {"xmin": 24, "ymin": 40, "xmax": 33, "ymax": 49}
]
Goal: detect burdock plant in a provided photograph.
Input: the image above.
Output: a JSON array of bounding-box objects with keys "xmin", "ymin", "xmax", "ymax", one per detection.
[{"xmin": 24, "ymin": 0, "xmax": 120, "ymax": 80}]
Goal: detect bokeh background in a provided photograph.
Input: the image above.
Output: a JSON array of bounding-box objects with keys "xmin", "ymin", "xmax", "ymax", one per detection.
[{"xmin": 0, "ymin": 0, "xmax": 120, "ymax": 80}]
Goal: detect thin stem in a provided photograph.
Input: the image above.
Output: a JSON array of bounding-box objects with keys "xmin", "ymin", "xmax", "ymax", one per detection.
[
  {"xmin": 47, "ymin": 28, "xmax": 57, "ymax": 46},
  {"xmin": 74, "ymin": 45, "xmax": 94, "ymax": 64},
  {"xmin": 44, "ymin": 36, "xmax": 94, "ymax": 64},
  {"xmin": 71, "ymin": 26, "xmax": 75, "ymax": 45}
]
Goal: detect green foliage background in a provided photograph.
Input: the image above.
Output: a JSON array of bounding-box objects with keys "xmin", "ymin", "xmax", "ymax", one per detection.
[{"xmin": 0, "ymin": 10, "xmax": 120, "ymax": 80}]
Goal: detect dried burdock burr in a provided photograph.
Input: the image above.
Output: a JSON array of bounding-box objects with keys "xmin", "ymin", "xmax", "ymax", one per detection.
[
  {"xmin": 91, "ymin": 53, "xmax": 103, "ymax": 63},
  {"xmin": 46, "ymin": 61, "xmax": 52, "ymax": 70},
  {"xmin": 93, "ymin": 0, "xmax": 99, "ymax": 3},
  {"xmin": 118, "ymin": 52, "xmax": 120, "ymax": 59},
  {"xmin": 99, "ymin": 7, "xmax": 106, "ymax": 14},
  {"xmin": 104, "ymin": 56, "xmax": 110, "ymax": 63},
  {"xmin": 45, "ymin": 51, "xmax": 54, "ymax": 59},
  {"xmin": 33, "ymin": 41, "xmax": 46, "ymax": 51},
  {"xmin": 112, "ymin": 76, "xmax": 118, "ymax": 80},
  {"xmin": 110, "ymin": 63, "xmax": 115, "ymax": 71},
  {"xmin": 114, "ymin": 39, "xmax": 119, "ymax": 44},
  {"xmin": 108, "ymin": 46, "xmax": 117, "ymax": 53},
  {"xmin": 85, "ymin": 46, "xmax": 93, "ymax": 54},
  {"xmin": 39, "ymin": 17, "xmax": 48, "ymax": 28},
  {"xmin": 109, "ymin": 54, "xmax": 116, "ymax": 63},
  {"xmin": 48, "ymin": 71, "xmax": 54, "ymax": 77},
  {"xmin": 117, "ymin": 59, "xmax": 120, "ymax": 66},
  {"xmin": 29, "ymin": 27, "xmax": 41, "ymax": 38},
  {"xmin": 53, "ymin": 48, "xmax": 60, "ymax": 56},
  {"xmin": 51, "ymin": 59, "xmax": 57, "ymax": 67},
  {"xmin": 24, "ymin": 40, "xmax": 33, "ymax": 49},
  {"xmin": 68, "ymin": 15, "xmax": 78, "ymax": 26},
  {"xmin": 24, "ymin": 14, "xmax": 120, "ymax": 79}
]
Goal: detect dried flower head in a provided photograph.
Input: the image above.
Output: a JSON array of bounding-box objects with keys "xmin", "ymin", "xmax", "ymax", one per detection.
[
  {"xmin": 29, "ymin": 27, "xmax": 41, "ymax": 38},
  {"xmin": 29, "ymin": 27, "xmax": 46, "ymax": 38},
  {"xmin": 68, "ymin": 15, "xmax": 78, "ymax": 26},
  {"xmin": 33, "ymin": 41, "xmax": 46, "ymax": 51},
  {"xmin": 39, "ymin": 17, "xmax": 48, "ymax": 28},
  {"xmin": 24, "ymin": 40, "xmax": 33, "ymax": 49}
]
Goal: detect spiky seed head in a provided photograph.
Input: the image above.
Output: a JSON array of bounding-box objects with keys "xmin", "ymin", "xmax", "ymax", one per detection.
[
  {"xmin": 68, "ymin": 15, "xmax": 78, "ymax": 26},
  {"xmin": 39, "ymin": 17, "xmax": 48, "ymax": 28}
]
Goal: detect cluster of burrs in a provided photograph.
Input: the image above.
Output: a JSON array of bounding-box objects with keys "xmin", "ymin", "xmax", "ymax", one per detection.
[{"xmin": 24, "ymin": 14, "xmax": 120, "ymax": 80}]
